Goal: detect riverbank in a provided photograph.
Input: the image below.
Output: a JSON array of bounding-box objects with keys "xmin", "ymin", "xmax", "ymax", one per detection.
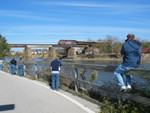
[{"xmin": 62, "ymin": 54, "xmax": 150, "ymax": 65}]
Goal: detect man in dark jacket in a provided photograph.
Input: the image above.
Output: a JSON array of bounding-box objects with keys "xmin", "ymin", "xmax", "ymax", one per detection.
[
  {"xmin": 10, "ymin": 58, "xmax": 17, "ymax": 75},
  {"xmin": 114, "ymin": 34, "xmax": 142, "ymax": 92},
  {"xmin": 50, "ymin": 57, "xmax": 62, "ymax": 90}
]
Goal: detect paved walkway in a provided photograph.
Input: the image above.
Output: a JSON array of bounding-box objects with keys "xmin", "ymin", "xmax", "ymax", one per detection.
[{"xmin": 0, "ymin": 71, "xmax": 100, "ymax": 113}]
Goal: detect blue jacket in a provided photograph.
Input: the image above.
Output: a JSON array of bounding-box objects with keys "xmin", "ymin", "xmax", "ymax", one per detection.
[
  {"xmin": 121, "ymin": 39, "xmax": 142, "ymax": 67},
  {"xmin": 51, "ymin": 60, "xmax": 62, "ymax": 71}
]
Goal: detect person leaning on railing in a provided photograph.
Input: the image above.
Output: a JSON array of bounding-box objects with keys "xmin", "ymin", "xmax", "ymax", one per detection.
[
  {"xmin": 114, "ymin": 34, "xmax": 142, "ymax": 92},
  {"xmin": 17, "ymin": 58, "xmax": 24, "ymax": 76},
  {"xmin": 50, "ymin": 57, "xmax": 62, "ymax": 90}
]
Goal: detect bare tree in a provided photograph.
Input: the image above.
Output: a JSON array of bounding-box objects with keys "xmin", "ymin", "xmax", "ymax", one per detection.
[{"xmin": 96, "ymin": 35, "xmax": 122, "ymax": 54}]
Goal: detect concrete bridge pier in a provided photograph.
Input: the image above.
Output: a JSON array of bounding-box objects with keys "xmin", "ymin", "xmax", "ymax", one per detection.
[
  {"xmin": 67, "ymin": 47, "xmax": 77, "ymax": 59},
  {"xmin": 48, "ymin": 47, "xmax": 57, "ymax": 58},
  {"xmin": 24, "ymin": 47, "xmax": 32, "ymax": 61},
  {"xmin": 85, "ymin": 47, "xmax": 100, "ymax": 57},
  {"xmin": 24, "ymin": 47, "xmax": 33, "ymax": 75}
]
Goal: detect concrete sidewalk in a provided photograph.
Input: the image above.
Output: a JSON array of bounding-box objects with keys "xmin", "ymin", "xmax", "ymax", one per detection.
[{"xmin": 0, "ymin": 71, "xmax": 100, "ymax": 113}]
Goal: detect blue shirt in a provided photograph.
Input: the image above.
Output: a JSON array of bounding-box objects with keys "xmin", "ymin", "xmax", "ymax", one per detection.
[{"xmin": 50, "ymin": 60, "xmax": 62, "ymax": 71}]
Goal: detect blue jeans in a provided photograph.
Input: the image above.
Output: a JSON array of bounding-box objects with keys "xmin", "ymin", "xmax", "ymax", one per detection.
[
  {"xmin": 51, "ymin": 73, "xmax": 60, "ymax": 90},
  {"xmin": 0, "ymin": 64, "xmax": 3, "ymax": 70},
  {"xmin": 10, "ymin": 64, "xmax": 16, "ymax": 75},
  {"xmin": 18, "ymin": 65, "xmax": 24, "ymax": 76},
  {"xmin": 114, "ymin": 64, "xmax": 134, "ymax": 87}
]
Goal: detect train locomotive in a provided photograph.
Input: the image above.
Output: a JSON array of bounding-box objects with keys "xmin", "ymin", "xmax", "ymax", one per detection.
[{"xmin": 58, "ymin": 40, "xmax": 97, "ymax": 45}]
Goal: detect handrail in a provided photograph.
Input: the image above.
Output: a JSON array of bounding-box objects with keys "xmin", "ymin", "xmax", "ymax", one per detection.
[
  {"xmin": 62, "ymin": 62, "xmax": 150, "ymax": 76},
  {"xmin": 61, "ymin": 76, "xmax": 150, "ymax": 106}
]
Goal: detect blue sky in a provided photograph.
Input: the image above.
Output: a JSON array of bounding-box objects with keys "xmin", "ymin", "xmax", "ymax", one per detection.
[{"xmin": 0, "ymin": 0, "xmax": 150, "ymax": 45}]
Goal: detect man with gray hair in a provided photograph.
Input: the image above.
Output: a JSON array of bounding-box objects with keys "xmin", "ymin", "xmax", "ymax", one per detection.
[
  {"xmin": 17, "ymin": 57, "xmax": 24, "ymax": 76},
  {"xmin": 114, "ymin": 34, "xmax": 142, "ymax": 92}
]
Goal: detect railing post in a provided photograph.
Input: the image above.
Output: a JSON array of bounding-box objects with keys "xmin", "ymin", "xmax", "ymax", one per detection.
[
  {"xmin": 74, "ymin": 66, "xmax": 79, "ymax": 92},
  {"xmin": 34, "ymin": 64, "xmax": 38, "ymax": 79},
  {"xmin": 24, "ymin": 63, "xmax": 27, "ymax": 76},
  {"xmin": 3, "ymin": 62, "xmax": 10, "ymax": 73},
  {"xmin": 117, "ymin": 95, "xmax": 122, "ymax": 106}
]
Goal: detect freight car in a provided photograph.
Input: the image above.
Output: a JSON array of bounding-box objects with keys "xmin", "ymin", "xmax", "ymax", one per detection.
[
  {"xmin": 142, "ymin": 48, "xmax": 150, "ymax": 53},
  {"xmin": 77, "ymin": 41, "xmax": 97, "ymax": 45}
]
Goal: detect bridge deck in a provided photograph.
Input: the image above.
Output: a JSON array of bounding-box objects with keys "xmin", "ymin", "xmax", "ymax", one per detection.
[
  {"xmin": 0, "ymin": 71, "xmax": 99, "ymax": 113},
  {"xmin": 10, "ymin": 44, "xmax": 88, "ymax": 48}
]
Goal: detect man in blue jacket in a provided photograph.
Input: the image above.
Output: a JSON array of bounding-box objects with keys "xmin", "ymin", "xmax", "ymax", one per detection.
[
  {"xmin": 50, "ymin": 57, "xmax": 62, "ymax": 90},
  {"xmin": 114, "ymin": 34, "xmax": 142, "ymax": 92}
]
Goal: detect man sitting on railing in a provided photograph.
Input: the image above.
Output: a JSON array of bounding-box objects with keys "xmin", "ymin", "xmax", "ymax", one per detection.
[{"xmin": 114, "ymin": 34, "xmax": 142, "ymax": 92}]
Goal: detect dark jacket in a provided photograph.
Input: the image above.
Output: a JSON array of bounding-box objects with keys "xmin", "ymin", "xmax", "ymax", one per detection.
[
  {"xmin": 10, "ymin": 59, "xmax": 17, "ymax": 65},
  {"xmin": 51, "ymin": 60, "xmax": 62, "ymax": 71},
  {"xmin": 121, "ymin": 39, "xmax": 142, "ymax": 67}
]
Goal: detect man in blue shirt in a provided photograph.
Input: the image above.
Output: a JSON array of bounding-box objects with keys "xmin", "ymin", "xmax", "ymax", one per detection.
[
  {"xmin": 114, "ymin": 34, "xmax": 142, "ymax": 92},
  {"xmin": 50, "ymin": 57, "xmax": 62, "ymax": 90}
]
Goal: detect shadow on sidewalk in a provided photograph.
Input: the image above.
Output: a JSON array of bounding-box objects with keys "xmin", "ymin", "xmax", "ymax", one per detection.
[{"xmin": 0, "ymin": 104, "xmax": 15, "ymax": 111}]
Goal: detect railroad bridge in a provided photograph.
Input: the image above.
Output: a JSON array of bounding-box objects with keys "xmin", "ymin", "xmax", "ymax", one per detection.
[{"xmin": 10, "ymin": 44, "xmax": 88, "ymax": 60}]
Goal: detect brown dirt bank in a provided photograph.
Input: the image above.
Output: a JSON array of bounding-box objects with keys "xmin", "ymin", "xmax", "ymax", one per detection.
[{"xmin": 63, "ymin": 54, "xmax": 150, "ymax": 64}]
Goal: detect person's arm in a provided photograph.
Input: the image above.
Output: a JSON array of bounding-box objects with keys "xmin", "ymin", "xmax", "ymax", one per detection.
[
  {"xmin": 137, "ymin": 46, "xmax": 142, "ymax": 65},
  {"xmin": 10, "ymin": 60, "xmax": 12, "ymax": 64},
  {"xmin": 15, "ymin": 60, "xmax": 17, "ymax": 65},
  {"xmin": 59, "ymin": 61, "xmax": 62, "ymax": 66},
  {"xmin": 120, "ymin": 45, "xmax": 125, "ymax": 56},
  {"xmin": 50, "ymin": 61, "xmax": 53, "ymax": 70},
  {"xmin": 58, "ymin": 61, "xmax": 62, "ymax": 71}
]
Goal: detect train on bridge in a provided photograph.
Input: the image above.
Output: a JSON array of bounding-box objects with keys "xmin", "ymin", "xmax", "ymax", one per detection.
[
  {"xmin": 58, "ymin": 40, "xmax": 97, "ymax": 45},
  {"xmin": 58, "ymin": 40, "xmax": 150, "ymax": 54},
  {"xmin": 142, "ymin": 48, "xmax": 150, "ymax": 53}
]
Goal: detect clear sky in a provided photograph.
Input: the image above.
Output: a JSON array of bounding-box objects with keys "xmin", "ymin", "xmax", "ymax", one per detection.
[{"xmin": 0, "ymin": 0, "xmax": 150, "ymax": 45}]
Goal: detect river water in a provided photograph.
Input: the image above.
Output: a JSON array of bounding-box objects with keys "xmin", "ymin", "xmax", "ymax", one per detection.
[{"xmin": 62, "ymin": 60, "xmax": 150, "ymax": 89}]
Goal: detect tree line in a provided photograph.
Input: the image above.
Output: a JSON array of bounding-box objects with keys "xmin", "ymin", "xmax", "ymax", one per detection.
[
  {"xmin": 0, "ymin": 34, "xmax": 10, "ymax": 59},
  {"xmin": 92, "ymin": 35, "xmax": 150, "ymax": 54},
  {"xmin": 0, "ymin": 34, "xmax": 150, "ymax": 59}
]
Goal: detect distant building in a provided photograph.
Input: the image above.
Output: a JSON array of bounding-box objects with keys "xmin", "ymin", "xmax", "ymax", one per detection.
[{"xmin": 31, "ymin": 49, "xmax": 48, "ymax": 55}]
